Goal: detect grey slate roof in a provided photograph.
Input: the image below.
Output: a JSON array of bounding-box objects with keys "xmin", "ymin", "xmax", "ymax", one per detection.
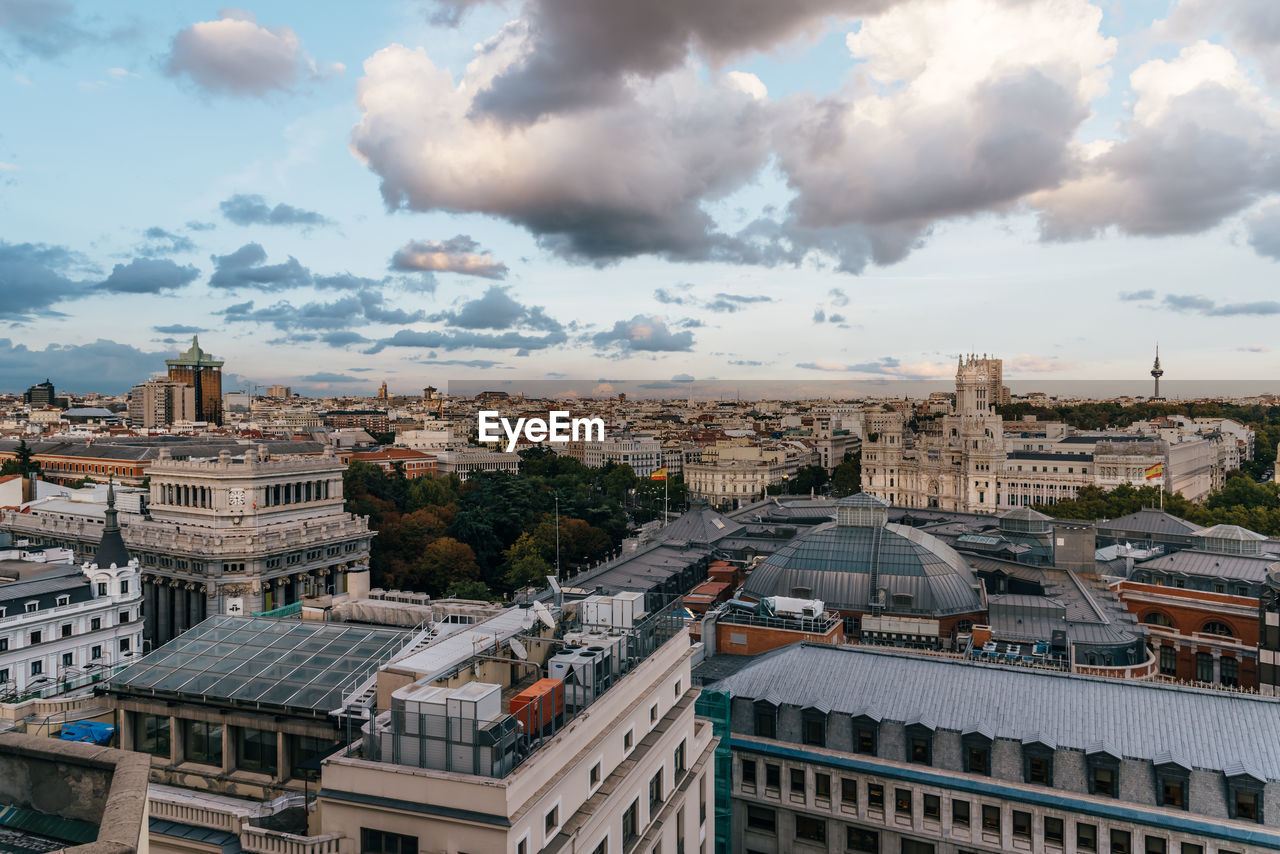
[
  {"xmin": 1133, "ymin": 549, "xmax": 1278, "ymax": 583},
  {"xmin": 658, "ymin": 508, "xmax": 744, "ymax": 546},
  {"xmin": 1096, "ymin": 508, "xmax": 1202, "ymax": 537},
  {"xmin": 717, "ymin": 643, "xmax": 1280, "ymax": 780}
]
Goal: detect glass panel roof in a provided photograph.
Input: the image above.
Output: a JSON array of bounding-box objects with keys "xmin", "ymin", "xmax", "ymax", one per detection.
[{"xmin": 109, "ymin": 614, "xmax": 409, "ymax": 712}]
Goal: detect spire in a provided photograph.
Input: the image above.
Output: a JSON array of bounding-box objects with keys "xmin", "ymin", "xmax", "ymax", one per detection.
[{"xmin": 93, "ymin": 478, "xmax": 131, "ymax": 569}]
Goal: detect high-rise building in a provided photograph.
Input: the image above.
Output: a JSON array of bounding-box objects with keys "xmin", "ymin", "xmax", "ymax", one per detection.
[
  {"xmin": 266, "ymin": 384, "xmax": 291, "ymax": 399},
  {"xmin": 165, "ymin": 336, "xmax": 225, "ymax": 425},
  {"xmin": 127, "ymin": 378, "xmax": 196, "ymax": 428},
  {"xmin": 23, "ymin": 378, "xmax": 56, "ymax": 407}
]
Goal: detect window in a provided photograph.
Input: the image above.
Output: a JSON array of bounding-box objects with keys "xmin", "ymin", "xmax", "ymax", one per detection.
[
  {"xmin": 814, "ymin": 773, "xmax": 831, "ymax": 802},
  {"xmin": 1077, "ymin": 823, "xmax": 1098, "ymax": 852},
  {"xmin": 588, "ymin": 838, "xmax": 604, "ymax": 854},
  {"xmin": 845, "ymin": 828, "xmax": 878, "ymax": 853},
  {"xmin": 1179, "ymin": 845, "xmax": 1203, "ymax": 854},
  {"xmin": 1045, "ymin": 816, "xmax": 1064, "ymax": 846},
  {"xmin": 138, "ymin": 714, "xmax": 170, "ymax": 758},
  {"xmin": 1087, "ymin": 755, "xmax": 1118, "ymax": 797},
  {"xmin": 29, "ymin": 630, "xmax": 41, "ymax": 645},
  {"xmin": 1159, "ymin": 646, "xmax": 1176, "ymax": 676},
  {"xmin": 119, "ymin": 637, "xmax": 130, "ymax": 652},
  {"xmin": 741, "ymin": 759, "xmax": 756, "ymax": 790},
  {"xmin": 906, "ymin": 725, "xmax": 933, "ymax": 765},
  {"xmin": 1024, "ymin": 744, "xmax": 1053, "ymax": 785},
  {"xmin": 623, "ymin": 799, "xmax": 640, "ymax": 843},
  {"xmin": 61, "ymin": 652, "xmax": 73, "ymax": 667},
  {"xmin": 895, "ymin": 788, "xmax": 912, "ymax": 817},
  {"xmin": 186, "ymin": 720, "xmax": 223, "ymax": 766},
  {"xmin": 56, "ymin": 596, "xmax": 69, "ymax": 607},
  {"xmin": 923, "ymin": 793, "xmax": 940, "ymax": 820},
  {"xmin": 545, "ymin": 805, "xmax": 559, "ymax": 835},
  {"xmin": 801, "ymin": 709, "xmax": 826, "ymax": 746},
  {"xmin": 1221, "ymin": 656, "xmax": 1239, "ymax": 687},
  {"xmin": 650, "ymin": 703, "xmax": 659, "ymax": 724},
  {"xmin": 901, "ymin": 843, "xmax": 934, "ymax": 854},
  {"xmin": 794, "ymin": 816, "xmax": 825, "ymax": 843},
  {"xmin": 753, "ymin": 701, "xmax": 777, "ymax": 739},
  {"xmin": 790, "ymin": 768, "xmax": 805, "ymax": 795},
  {"xmin": 236, "ymin": 727, "xmax": 277, "ymax": 776},
  {"xmin": 1110, "ymin": 829, "xmax": 1132, "ymax": 854},
  {"xmin": 674, "ymin": 739, "xmax": 686, "ymax": 775},
  {"xmin": 121, "ymin": 580, "xmax": 129, "ymax": 595},
  {"xmin": 359, "ymin": 828, "xmax": 417, "ymax": 854},
  {"xmin": 962, "ymin": 734, "xmax": 990, "ymax": 775},
  {"xmin": 1012, "ymin": 810, "xmax": 1031, "ymax": 839},
  {"xmin": 745, "ymin": 806, "xmax": 775, "ymax": 835},
  {"xmin": 1195, "ymin": 652, "xmax": 1213, "ymax": 682},
  {"xmin": 91, "ymin": 645, "xmax": 101, "ymax": 659},
  {"xmin": 841, "ymin": 777, "xmax": 857, "ymax": 807},
  {"xmin": 1202, "ymin": 621, "xmax": 1232, "ymax": 637},
  {"xmin": 97, "ymin": 582, "xmax": 107, "ymax": 596},
  {"xmin": 1228, "ymin": 776, "xmax": 1262, "ymax": 822},
  {"xmin": 1145, "ymin": 837, "xmax": 1167, "ymax": 854},
  {"xmin": 591, "ymin": 761, "xmax": 602, "ymax": 787},
  {"xmin": 0, "ymin": 638, "xmax": 6, "ymax": 652},
  {"xmin": 650, "ymin": 769, "xmax": 664, "ymax": 810},
  {"xmin": 952, "ymin": 800, "xmax": 970, "ymax": 827},
  {"xmin": 674, "ymin": 679, "xmax": 681, "ymax": 698},
  {"xmin": 91, "ymin": 617, "xmax": 101, "ymax": 630},
  {"xmin": 624, "ymin": 728, "xmax": 635, "ymax": 752},
  {"xmin": 61, "ymin": 623, "xmax": 72, "ymax": 638},
  {"xmin": 1157, "ymin": 765, "xmax": 1188, "ymax": 810},
  {"xmin": 0, "ymin": 670, "xmax": 7, "ymax": 684},
  {"xmin": 853, "ymin": 716, "xmax": 878, "ymax": 755},
  {"xmin": 981, "ymin": 805, "xmax": 1000, "ymax": 832},
  {"xmin": 867, "ymin": 784, "xmax": 884, "ymax": 810},
  {"xmin": 1143, "ymin": 612, "xmax": 1172, "ymax": 627},
  {"xmin": 30, "ymin": 660, "xmax": 42, "ymax": 675},
  {"xmin": 765, "ymin": 764, "xmax": 780, "ymax": 790}
]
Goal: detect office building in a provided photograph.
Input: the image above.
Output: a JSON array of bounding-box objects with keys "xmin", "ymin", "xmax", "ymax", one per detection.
[
  {"xmin": 165, "ymin": 336, "xmax": 225, "ymax": 425},
  {"xmin": 127, "ymin": 377, "xmax": 197, "ymax": 428}
]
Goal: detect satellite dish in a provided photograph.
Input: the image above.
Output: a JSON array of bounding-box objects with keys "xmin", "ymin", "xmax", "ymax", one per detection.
[
  {"xmin": 510, "ymin": 638, "xmax": 528, "ymax": 660},
  {"xmin": 532, "ymin": 601, "xmax": 556, "ymax": 629}
]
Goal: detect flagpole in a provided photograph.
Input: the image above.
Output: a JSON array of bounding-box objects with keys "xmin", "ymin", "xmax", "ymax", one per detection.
[{"xmin": 664, "ymin": 470, "xmax": 668, "ymax": 527}]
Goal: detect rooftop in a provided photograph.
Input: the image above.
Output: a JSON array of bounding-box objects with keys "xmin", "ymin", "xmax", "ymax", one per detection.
[
  {"xmin": 109, "ymin": 615, "xmax": 410, "ymax": 714},
  {"xmin": 718, "ymin": 643, "xmax": 1280, "ymax": 780}
]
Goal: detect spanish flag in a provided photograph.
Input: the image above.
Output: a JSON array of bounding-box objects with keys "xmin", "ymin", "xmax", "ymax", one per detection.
[
  {"xmin": 650, "ymin": 467, "xmax": 668, "ymax": 481},
  {"xmin": 1145, "ymin": 462, "xmax": 1163, "ymax": 480}
]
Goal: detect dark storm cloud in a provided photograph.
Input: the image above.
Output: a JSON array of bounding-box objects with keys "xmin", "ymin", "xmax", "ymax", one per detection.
[
  {"xmin": 427, "ymin": 286, "xmax": 563, "ymax": 332},
  {"xmin": 220, "ymin": 194, "xmax": 331, "ymax": 227},
  {"xmin": 208, "ymin": 243, "xmax": 312, "ymax": 291},
  {"xmin": 0, "ymin": 337, "xmax": 169, "ymax": 394},
  {"xmin": 389, "ymin": 236, "xmax": 508, "ymax": 279},
  {"xmin": 591, "ymin": 315, "xmax": 694, "ymax": 352},
  {"xmin": 99, "ymin": 258, "xmax": 199, "ymax": 294}
]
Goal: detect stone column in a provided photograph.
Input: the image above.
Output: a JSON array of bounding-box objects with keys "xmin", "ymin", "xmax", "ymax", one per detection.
[
  {"xmin": 276, "ymin": 731, "xmax": 288, "ymax": 782},
  {"xmin": 172, "ymin": 582, "xmax": 187, "ymax": 637},
  {"xmin": 189, "ymin": 588, "xmax": 202, "ymax": 628},
  {"xmin": 144, "ymin": 580, "xmax": 158, "ymax": 647},
  {"xmin": 1213, "ymin": 650, "xmax": 1222, "ymax": 685},
  {"xmin": 170, "ymin": 715, "xmax": 184, "ymax": 766},
  {"xmin": 157, "ymin": 582, "xmax": 171, "ymax": 645},
  {"xmin": 222, "ymin": 723, "xmax": 235, "ymax": 774}
]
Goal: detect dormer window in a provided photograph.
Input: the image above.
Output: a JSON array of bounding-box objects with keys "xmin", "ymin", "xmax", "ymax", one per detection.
[
  {"xmin": 1086, "ymin": 746, "xmax": 1120, "ymax": 797},
  {"xmin": 1227, "ymin": 769, "xmax": 1264, "ymax": 823},
  {"xmin": 905, "ymin": 721, "xmax": 934, "ymax": 766},
  {"xmin": 1155, "ymin": 760, "xmax": 1189, "ymax": 811},
  {"xmin": 961, "ymin": 727, "xmax": 992, "ymax": 776},
  {"xmin": 24, "ymin": 601, "xmax": 38, "ymax": 613},
  {"xmin": 753, "ymin": 700, "xmax": 777, "ymax": 739}
]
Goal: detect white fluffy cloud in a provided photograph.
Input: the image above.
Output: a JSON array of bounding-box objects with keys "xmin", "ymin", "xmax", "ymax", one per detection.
[
  {"xmin": 1031, "ymin": 41, "xmax": 1280, "ymax": 239},
  {"xmin": 166, "ymin": 9, "xmax": 342, "ymax": 97},
  {"xmin": 764, "ymin": 0, "xmax": 1114, "ymax": 271},
  {"xmin": 350, "ymin": 26, "xmax": 773, "ymax": 262},
  {"xmin": 1159, "ymin": 0, "xmax": 1280, "ymax": 88}
]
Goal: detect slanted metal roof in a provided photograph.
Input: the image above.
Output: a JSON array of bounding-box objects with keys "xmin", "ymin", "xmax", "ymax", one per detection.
[
  {"xmin": 717, "ymin": 644, "xmax": 1280, "ymax": 780},
  {"xmin": 1136, "ymin": 549, "xmax": 1278, "ymax": 583},
  {"xmin": 1097, "ymin": 508, "xmax": 1202, "ymax": 537}
]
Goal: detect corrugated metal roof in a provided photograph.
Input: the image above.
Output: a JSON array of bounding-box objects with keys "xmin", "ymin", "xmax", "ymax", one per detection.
[
  {"xmin": 1136, "ymin": 549, "xmax": 1278, "ymax": 583},
  {"xmin": 717, "ymin": 644, "xmax": 1280, "ymax": 780},
  {"xmin": 1097, "ymin": 508, "xmax": 1201, "ymax": 537}
]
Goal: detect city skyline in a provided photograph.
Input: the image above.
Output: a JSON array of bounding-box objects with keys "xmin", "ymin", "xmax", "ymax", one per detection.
[{"xmin": 4, "ymin": 0, "xmax": 1280, "ymax": 395}]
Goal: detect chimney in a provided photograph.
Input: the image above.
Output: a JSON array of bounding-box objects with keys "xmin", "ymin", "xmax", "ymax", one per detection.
[
  {"xmin": 1053, "ymin": 524, "xmax": 1098, "ymax": 576},
  {"xmin": 21, "ymin": 472, "xmax": 36, "ymax": 504}
]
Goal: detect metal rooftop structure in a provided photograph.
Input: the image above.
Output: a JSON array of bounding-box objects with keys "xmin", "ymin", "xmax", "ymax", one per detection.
[{"xmin": 108, "ymin": 615, "xmax": 410, "ymax": 715}]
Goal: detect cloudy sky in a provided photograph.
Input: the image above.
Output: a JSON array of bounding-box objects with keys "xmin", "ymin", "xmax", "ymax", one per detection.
[{"xmin": 2, "ymin": 0, "xmax": 1279, "ymax": 395}]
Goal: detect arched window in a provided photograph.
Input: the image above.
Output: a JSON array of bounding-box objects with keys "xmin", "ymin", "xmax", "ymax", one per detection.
[
  {"xmin": 1202, "ymin": 621, "xmax": 1233, "ymax": 637},
  {"xmin": 1143, "ymin": 612, "xmax": 1172, "ymax": 628}
]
